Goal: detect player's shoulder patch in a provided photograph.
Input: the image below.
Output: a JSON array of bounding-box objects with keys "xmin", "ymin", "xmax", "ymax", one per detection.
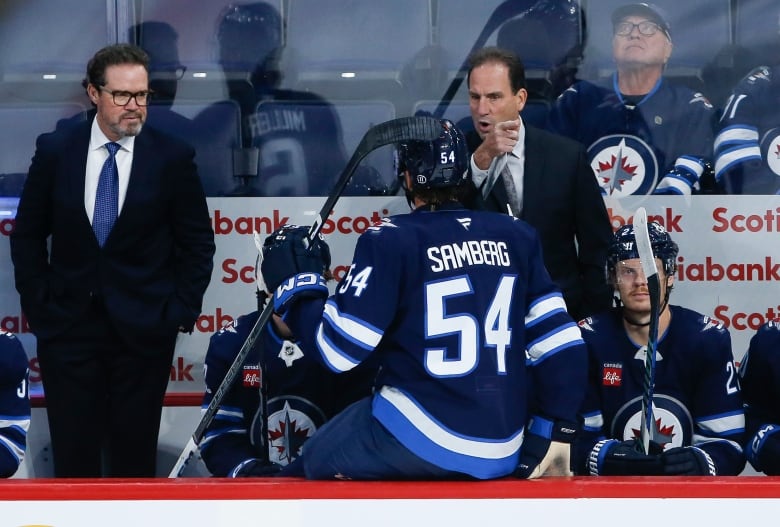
[
  {"xmin": 578, "ymin": 317, "xmax": 596, "ymax": 332},
  {"xmin": 700, "ymin": 314, "xmax": 726, "ymax": 332},
  {"xmin": 365, "ymin": 216, "xmax": 397, "ymax": 234},
  {"xmin": 746, "ymin": 66, "xmax": 772, "ymax": 85},
  {"xmin": 689, "ymin": 92, "xmax": 713, "ymax": 110}
]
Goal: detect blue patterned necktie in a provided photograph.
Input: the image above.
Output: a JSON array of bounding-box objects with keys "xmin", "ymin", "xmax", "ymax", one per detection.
[{"xmin": 93, "ymin": 142, "xmax": 120, "ymax": 247}]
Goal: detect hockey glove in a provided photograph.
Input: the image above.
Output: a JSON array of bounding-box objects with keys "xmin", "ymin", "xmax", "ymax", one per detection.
[
  {"xmin": 260, "ymin": 224, "xmax": 331, "ymax": 293},
  {"xmin": 747, "ymin": 424, "xmax": 780, "ymax": 475},
  {"xmin": 653, "ymin": 156, "xmax": 705, "ymax": 196},
  {"xmin": 229, "ymin": 458, "xmax": 283, "ymax": 478},
  {"xmin": 271, "ymin": 272, "xmax": 328, "ymax": 314},
  {"xmin": 515, "ymin": 416, "xmax": 578, "ymax": 479},
  {"xmin": 587, "ymin": 438, "xmax": 665, "ymax": 476},
  {"xmin": 660, "ymin": 446, "xmax": 717, "ymax": 475}
]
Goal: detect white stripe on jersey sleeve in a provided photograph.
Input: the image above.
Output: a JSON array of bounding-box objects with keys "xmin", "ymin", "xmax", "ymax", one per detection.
[
  {"xmin": 527, "ymin": 324, "xmax": 584, "ymax": 364},
  {"xmin": 525, "ymin": 293, "xmax": 568, "ymax": 328},
  {"xmin": 316, "ymin": 323, "xmax": 362, "ymax": 373},
  {"xmin": 714, "ymin": 125, "xmax": 758, "ymax": 152},
  {"xmin": 322, "ymin": 302, "xmax": 383, "ymax": 349},
  {"xmin": 715, "ymin": 144, "xmax": 762, "ymax": 178},
  {"xmin": 696, "ymin": 411, "xmax": 745, "ymax": 436}
]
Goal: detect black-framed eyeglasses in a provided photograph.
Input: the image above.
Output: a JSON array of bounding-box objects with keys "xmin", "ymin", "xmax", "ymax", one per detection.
[
  {"xmin": 98, "ymin": 87, "xmax": 154, "ymax": 106},
  {"xmin": 614, "ymin": 20, "xmax": 664, "ymax": 37}
]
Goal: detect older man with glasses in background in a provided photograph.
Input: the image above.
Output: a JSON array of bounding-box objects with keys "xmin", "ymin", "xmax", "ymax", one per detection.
[{"xmin": 546, "ymin": 2, "xmax": 717, "ymax": 197}]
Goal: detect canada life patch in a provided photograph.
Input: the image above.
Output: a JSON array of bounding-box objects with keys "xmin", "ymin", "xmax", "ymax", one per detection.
[
  {"xmin": 602, "ymin": 363, "xmax": 622, "ymax": 386},
  {"xmin": 588, "ymin": 134, "xmax": 659, "ymax": 196},
  {"xmin": 242, "ymin": 365, "xmax": 261, "ymax": 388}
]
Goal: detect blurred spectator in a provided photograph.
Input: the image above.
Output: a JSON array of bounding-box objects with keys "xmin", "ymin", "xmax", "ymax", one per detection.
[
  {"xmin": 714, "ymin": 26, "xmax": 780, "ymax": 194},
  {"xmin": 214, "ymin": 2, "xmax": 383, "ymax": 196},
  {"xmin": 547, "ymin": 2, "xmax": 716, "ymax": 196}
]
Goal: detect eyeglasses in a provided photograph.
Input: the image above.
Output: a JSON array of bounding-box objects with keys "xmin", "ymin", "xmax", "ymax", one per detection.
[
  {"xmin": 99, "ymin": 87, "xmax": 153, "ymax": 106},
  {"xmin": 614, "ymin": 20, "xmax": 664, "ymax": 37}
]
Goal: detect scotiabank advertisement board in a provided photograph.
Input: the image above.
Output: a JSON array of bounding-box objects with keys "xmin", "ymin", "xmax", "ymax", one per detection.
[{"xmin": 1, "ymin": 195, "xmax": 778, "ymax": 395}]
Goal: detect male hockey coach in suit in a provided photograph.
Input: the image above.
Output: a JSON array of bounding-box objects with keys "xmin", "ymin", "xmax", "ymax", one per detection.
[
  {"xmin": 465, "ymin": 46, "xmax": 613, "ymax": 321},
  {"xmin": 10, "ymin": 44, "xmax": 216, "ymax": 477}
]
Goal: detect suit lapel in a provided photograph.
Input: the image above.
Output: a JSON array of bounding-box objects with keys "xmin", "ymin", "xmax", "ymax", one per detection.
[{"xmin": 521, "ymin": 126, "xmax": 546, "ymax": 220}]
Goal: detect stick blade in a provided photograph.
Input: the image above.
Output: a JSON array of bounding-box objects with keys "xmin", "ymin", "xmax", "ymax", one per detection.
[
  {"xmin": 633, "ymin": 208, "xmax": 659, "ymax": 280},
  {"xmin": 365, "ymin": 115, "xmax": 443, "ymax": 150}
]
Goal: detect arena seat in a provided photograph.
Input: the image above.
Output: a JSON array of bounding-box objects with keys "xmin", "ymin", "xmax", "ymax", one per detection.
[{"xmin": 0, "ymin": 103, "xmax": 87, "ymax": 197}]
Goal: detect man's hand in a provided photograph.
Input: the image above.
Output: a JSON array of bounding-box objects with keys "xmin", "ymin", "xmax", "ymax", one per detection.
[{"xmin": 473, "ymin": 119, "xmax": 520, "ymax": 170}]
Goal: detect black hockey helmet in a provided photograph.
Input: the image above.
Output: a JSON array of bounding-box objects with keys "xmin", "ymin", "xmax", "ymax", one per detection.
[
  {"xmin": 607, "ymin": 221, "xmax": 678, "ymax": 277},
  {"xmin": 216, "ymin": 2, "xmax": 282, "ymax": 72},
  {"xmin": 396, "ymin": 119, "xmax": 470, "ymax": 191}
]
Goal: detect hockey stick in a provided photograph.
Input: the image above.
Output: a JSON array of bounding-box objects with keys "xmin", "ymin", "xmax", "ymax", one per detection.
[
  {"xmin": 168, "ymin": 116, "xmax": 443, "ymax": 477},
  {"xmin": 633, "ymin": 207, "xmax": 661, "ymax": 455}
]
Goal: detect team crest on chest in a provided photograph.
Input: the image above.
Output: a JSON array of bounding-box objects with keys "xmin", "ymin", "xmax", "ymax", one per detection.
[
  {"xmin": 588, "ymin": 134, "xmax": 659, "ymax": 196},
  {"xmin": 265, "ymin": 396, "xmax": 326, "ymax": 465},
  {"xmin": 612, "ymin": 394, "xmax": 693, "ymax": 450},
  {"xmin": 760, "ymin": 127, "xmax": 780, "ymax": 176}
]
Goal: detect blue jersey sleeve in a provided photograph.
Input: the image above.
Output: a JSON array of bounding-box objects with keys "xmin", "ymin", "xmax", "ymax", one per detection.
[{"xmin": 0, "ymin": 332, "xmax": 30, "ymax": 477}]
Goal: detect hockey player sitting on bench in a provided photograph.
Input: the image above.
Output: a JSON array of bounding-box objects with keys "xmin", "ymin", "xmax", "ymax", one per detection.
[{"xmin": 574, "ymin": 222, "xmax": 745, "ymax": 475}]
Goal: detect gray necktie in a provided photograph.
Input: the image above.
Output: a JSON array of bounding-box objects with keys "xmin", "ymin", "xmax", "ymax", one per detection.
[{"xmin": 501, "ymin": 158, "xmax": 522, "ymax": 217}]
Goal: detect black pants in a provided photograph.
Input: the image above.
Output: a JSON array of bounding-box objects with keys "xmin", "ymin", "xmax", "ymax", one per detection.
[{"xmin": 36, "ymin": 301, "xmax": 175, "ymax": 477}]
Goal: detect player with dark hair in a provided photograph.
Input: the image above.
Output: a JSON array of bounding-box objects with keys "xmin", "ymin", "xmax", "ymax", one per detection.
[
  {"xmin": 738, "ymin": 321, "xmax": 780, "ymax": 475},
  {"xmin": 547, "ymin": 3, "xmax": 715, "ymax": 196},
  {"xmin": 259, "ymin": 119, "xmax": 587, "ymax": 480},
  {"xmin": 715, "ymin": 65, "xmax": 780, "ymax": 194},
  {"xmin": 0, "ymin": 331, "xmax": 30, "ymax": 478},
  {"xmin": 199, "ymin": 229, "xmax": 375, "ymax": 477},
  {"xmin": 575, "ymin": 222, "xmax": 745, "ymax": 475}
]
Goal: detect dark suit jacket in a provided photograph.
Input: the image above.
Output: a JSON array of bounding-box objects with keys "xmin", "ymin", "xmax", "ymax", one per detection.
[
  {"xmin": 10, "ymin": 119, "xmax": 216, "ymax": 354},
  {"xmin": 466, "ymin": 125, "xmax": 612, "ymax": 321}
]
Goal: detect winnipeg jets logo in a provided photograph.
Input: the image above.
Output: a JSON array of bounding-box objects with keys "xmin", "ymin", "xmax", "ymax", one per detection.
[
  {"xmin": 701, "ymin": 316, "xmax": 725, "ymax": 332},
  {"xmin": 615, "ymin": 395, "xmax": 692, "ymax": 451},
  {"xmin": 456, "ymin": 217, "xmax": 472, "ymax": 230},
  {"xmin": 578, "ymin": 317, "xmax": 595, "ymax": 332},
  {"xmin": 278, "ymin": 340, "xmax": 304, "ymax": 367},
  {"xmin": 266, "ymin": 396, "xmax": 325, "ymax": 465},
  {"xmin": 367, "ymin": 217, "xmax": 397, "ymax": 232},
  {"xmin": 761, "ymin": 128, "xmax": 780, "ymax": 176},
  {"xmin": 589, "ymin": 134, "xmax": 659, "ymax": 196}
]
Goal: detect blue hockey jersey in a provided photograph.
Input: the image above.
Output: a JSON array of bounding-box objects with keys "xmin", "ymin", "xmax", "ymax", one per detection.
[
  {"xmin": 199, "ymin": 311, "xmax": 375, "ymax": 476},
  {"xmin": 0, "ymin": 331, "xmax": 30, "ymax": 478},
  {"xmin": 547, "ymin": 75, "xmax": 714, "ymax": 196},
  {"xmin": 715, "ymin": 66, "xmax": 780, "ymax": 194},
  {"xmin": 738, "ymin": 319, "xmax": 780, "ymax": 471},
  {"xmin": 285, "ymin": 203, "xmax": 587, "ymax": 479},
  {"xmin": 576, "ymin": 306, "xmax": 745, "ymax": 475}
]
